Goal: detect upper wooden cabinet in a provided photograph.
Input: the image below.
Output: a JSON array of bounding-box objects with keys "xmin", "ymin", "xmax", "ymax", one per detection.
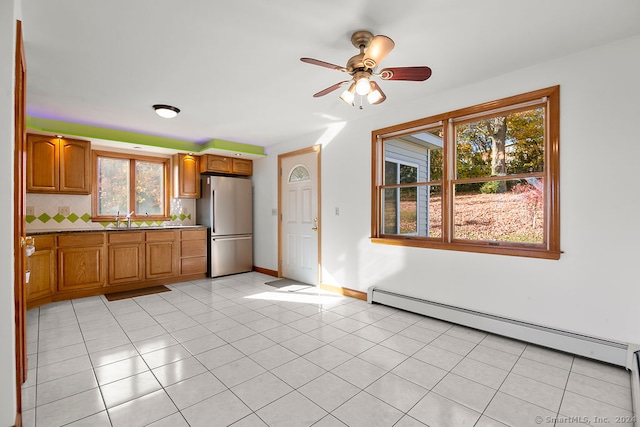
[
  {"xmin": 200, "ymin": 154, "xmax": 252, "ymax": 176},
  {"xmin": 232, "ymin": 158, "xmax": 253, "ymax": 176},
  {"xmin": 201, "ymin": 154, "xmax": 230, "ymax": 174},
  {"xmin": 173, "ymin": 153, "xmax": 200, "ymax": 198},
  {"xmin": 27, "ymin": 134, "xmax": 91, "ymax": 194}
]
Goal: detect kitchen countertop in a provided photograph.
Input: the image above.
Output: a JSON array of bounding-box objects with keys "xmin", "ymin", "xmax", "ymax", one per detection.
[{"xmin": 27, "ymin": 225, "xmax": 207, "ymax": 236}]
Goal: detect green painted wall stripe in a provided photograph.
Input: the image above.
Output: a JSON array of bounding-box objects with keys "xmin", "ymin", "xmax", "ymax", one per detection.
[{"xmin": 26, "ymin": 116, "xmax": 266, "ymax": 156}]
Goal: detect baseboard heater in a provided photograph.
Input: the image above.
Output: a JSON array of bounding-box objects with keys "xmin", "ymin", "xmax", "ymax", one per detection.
[{"xmin": 368, "ymin": 287, "xmax": 630, "ymax": 368}]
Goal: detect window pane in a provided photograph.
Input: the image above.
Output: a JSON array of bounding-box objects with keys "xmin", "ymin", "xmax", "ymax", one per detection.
[
  {"xmin": 384, "ymin": 161, "xmax": 397, "ymax": 185},
  {"xmin": 385, "ymin": 128, "xmax": 443, "ymax": 184},
  {"xmin": 399, "ymin": 187, "xmax": 417, "ymax": 234},
  {"xmin": 383, "ymin": 188, "xmax": 397, "ymax": 234},
  {"xmin": 135, "ymin": 161, "xmax": 165, "ymax": 215},
  {"xmin": 455, "ymin": 107, "xmax": 544, "ymax": 185},
  {"xmin": 426, "ymin": 185, "xmax": 442, "ymax": 238},
  {"xmin": 97, "ymin": 157, "xmax": 129, "ymax": 215},
  {"xmin": 382, "ymin": 185, "xmax": 441, "ymax": 238},
  {"xmin": 453, "ymin": 178, "xmax": 544, "ymax": 243}
]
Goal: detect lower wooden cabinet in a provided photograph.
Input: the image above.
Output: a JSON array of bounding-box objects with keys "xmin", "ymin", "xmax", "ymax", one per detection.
[
  {"xmin": 145, "ymin": 230, "xmax": 178, "ymax": 279},
  {"xmin": 26, "ymin": 227, "xmax": 209, "ymax": 309},
  {"xmin": 108, "ymin": 232, "xmax": 144, "ymax": 285},
  {"xmin": 26, "ymin": 235, "xmax": 56, "ymax": 302},
  {"xmin": 180, "ymin": 229, "xmax": 208, "ymax": 275},
  {"xmin": 57, "ymin": 233, "xmax": 105, "ymax": 291}
]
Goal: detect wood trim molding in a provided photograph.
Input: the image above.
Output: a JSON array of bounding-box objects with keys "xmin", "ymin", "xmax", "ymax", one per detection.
[
  {"xmin": 320, "ymin": 283, "xmax": 367, "ymax": 301},
  {"xmin": 253, "ymin": 266, "xmax": 278, "ymax": 277},
  {"xmin": 14, "ymin": 19, "xmax": 27, "ymax": 427}
]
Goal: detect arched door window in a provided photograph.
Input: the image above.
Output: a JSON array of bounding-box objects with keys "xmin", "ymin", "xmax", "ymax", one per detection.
[{"xmin": 288, "ymin": 165, "xmax": 310, "ymax": 182}]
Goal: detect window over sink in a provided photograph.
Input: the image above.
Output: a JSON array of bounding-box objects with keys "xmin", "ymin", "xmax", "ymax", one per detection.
[{"xmin": 92, "ymin": 150, "xmax": 171, "ymax": 222}]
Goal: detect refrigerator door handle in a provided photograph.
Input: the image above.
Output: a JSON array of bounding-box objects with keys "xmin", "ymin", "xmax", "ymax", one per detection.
[
  {"xmin": 211, "ymin": 190, "xmax": 215, "ymax": 234},
  {"xmin": 212, "ymin": 235, "xmax": 252, "ymax": 242}
]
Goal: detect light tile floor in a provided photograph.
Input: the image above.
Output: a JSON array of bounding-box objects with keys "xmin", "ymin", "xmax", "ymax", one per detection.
[{"xmin": 21, "ymin": 272, "xmax": 635, "ymax": 427}]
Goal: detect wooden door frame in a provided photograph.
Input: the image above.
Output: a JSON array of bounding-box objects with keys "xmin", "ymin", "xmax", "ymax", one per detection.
[
  {"xmin": 13, "ymin": 19, "xmax": 27, "ymax": 427},
  {"xmin": 277, "ymin": 145, "xmax": 321, "ymax": 284}
]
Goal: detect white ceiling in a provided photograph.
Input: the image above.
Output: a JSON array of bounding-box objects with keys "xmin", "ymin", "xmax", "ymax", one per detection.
[{"xmin": 21, "ymin": 0, "xmax": 640, "ymax": 150}]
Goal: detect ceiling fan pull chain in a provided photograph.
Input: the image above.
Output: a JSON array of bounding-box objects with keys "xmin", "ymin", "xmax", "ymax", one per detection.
[{"xmin": 359, "ymin": 96, "xmax": 364, "ymax": 110}]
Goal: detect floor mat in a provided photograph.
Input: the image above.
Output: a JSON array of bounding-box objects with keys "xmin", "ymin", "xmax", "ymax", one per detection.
[
  {"xmin": 105, "ymin": 285, "xmax": 170, "ymax": 301},
  {"xmin": 265, "ymin": 278, "xmax": 313, "ymax": 291}
]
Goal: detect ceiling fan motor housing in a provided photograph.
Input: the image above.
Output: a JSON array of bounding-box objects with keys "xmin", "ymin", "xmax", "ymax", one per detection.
[{"xmin": 350, "ymin": 30, "xmax": 374, "ymax": 50}]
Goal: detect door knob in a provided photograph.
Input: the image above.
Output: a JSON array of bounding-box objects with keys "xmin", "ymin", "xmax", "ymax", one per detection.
[{"xmin": 312, "ymin": 217, "xmax": 318, "ymax": 232}]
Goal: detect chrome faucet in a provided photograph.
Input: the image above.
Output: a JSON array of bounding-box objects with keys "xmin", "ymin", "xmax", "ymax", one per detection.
[
  {"xmin": 115, "ymin": 211, "xmax": 120, "ymax": 228},
  {"xmin": 126, "ymin": 211, "xmax": 134, "ymax": 228}
]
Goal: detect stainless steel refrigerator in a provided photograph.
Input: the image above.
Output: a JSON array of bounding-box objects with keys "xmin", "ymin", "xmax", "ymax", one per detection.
[{"xmin": 196, "ymin": 176, "xmax": 253, "ymax": 277}]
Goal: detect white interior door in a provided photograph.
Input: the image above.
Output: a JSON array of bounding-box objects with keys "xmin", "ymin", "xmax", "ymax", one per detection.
[{"xmin": 279, "ymin": 147, "xmax": 319, "ymax": 285}]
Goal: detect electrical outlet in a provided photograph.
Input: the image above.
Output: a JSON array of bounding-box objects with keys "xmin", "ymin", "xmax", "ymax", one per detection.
[
  {"xmin": 58, "ymin": 206, "xmax": 70, "ymax": 216},
  {"xmin": 26, "ymin": 206, "xmax": 34, "ymax": 216},
  {"xmin": 335, "ymin": 207, "xmax": 340, "ymax": 216}
]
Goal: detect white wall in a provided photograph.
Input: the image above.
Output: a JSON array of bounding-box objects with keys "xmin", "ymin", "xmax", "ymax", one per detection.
[
  {"xmin": 253, "ymin": 35, "xmax": 640, "ymax": 347},
  {"xmin": 1, "ymin": 0, "xmax": 20, "ymax": 424}
]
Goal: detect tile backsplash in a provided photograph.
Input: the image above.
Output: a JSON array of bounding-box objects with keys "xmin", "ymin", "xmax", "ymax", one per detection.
[{"xmin": 25, "ymin": 193, "xmax": 196, "ymax": 232}]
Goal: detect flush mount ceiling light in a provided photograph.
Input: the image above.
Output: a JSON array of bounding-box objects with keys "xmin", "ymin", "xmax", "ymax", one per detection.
[
  {"xmin": 301, "ymin": 30, "xmax": 432, "ymax": 108},
  {"xmin": 152, "ymin": 104, "xmax": 180, "ymax": 119}
]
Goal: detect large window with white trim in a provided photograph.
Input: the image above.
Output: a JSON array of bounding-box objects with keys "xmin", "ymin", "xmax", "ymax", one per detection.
[{"xmin": 371, "ymin": 86, "xmax": 560, "ymax": 259}]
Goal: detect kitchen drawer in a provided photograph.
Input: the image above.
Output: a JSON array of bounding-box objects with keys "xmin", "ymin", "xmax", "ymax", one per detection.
[
  {"xmin": 108, "ymin": 232, "xmax": 143, "ymax": 244},
  {"xmin": 30, "ymin": 234, "xmax": 55, "ymax": 250},
  {"xmin": 180, "ymin": 228, "xmax": 207, "ymax": 240},
  {"xmin": 58, "ymin": 233, "xmax": 105, "ymax": 247},
  {"xmin": 181, "ymin": 239, "xmax": 207, "ymax": 258},
  {"xmin": 145, "ymin": 230, "xmax": 177, "ymax": 242},
  {"xmin": 181, "ymin": 257, "xmax": 207, "ymax": 275}
]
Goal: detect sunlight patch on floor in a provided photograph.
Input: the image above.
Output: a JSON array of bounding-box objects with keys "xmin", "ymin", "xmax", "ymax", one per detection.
[{"xmin": 244, "ymin": 290, "xmax": 344, "ymax": 305}]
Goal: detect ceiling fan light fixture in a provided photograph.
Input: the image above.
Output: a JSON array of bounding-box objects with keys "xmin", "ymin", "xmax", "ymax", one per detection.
[
  {"xmin": 340, "ymin": 83, "xmax": 356, "ymax": 105},
  {"xmin": 367, "ymin": 81, "xmax": 386, "ymax": 105},
  {"xmin": 363, "ymin": 35, "xmax": 395, "ymax": 69},
  {"xmin": 367, "ymin": 89, "xmax": 383, "ymax": 104},
  {"xmin": 153, "ymin": 104, "xmax": 180, "ymax": 119},
  {"xmin": 355, "ymin": 76, "xmax": 370, "ymax": 96}
]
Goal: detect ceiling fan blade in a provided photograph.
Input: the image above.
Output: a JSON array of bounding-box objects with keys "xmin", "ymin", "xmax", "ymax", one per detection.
[
  {"xmin": 300, "ymin": 57, "xmax": 346, "ymax": 72},
  {"xmin": 363, "ymin": 35, "xmax": 395, "ymax": 69},
  {"xmin": 368, "ymin": 81, "xmax": 386, "ymax": 105},
  {"xmin": 380, "ymin": 66, "xmax": 432, "ymax": 81},
  {"xmin": 313, "ymin": 81, "xmax": 349, "ymax": 97}
]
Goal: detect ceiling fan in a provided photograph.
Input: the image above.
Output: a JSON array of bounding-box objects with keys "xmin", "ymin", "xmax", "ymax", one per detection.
[{"xmin": 301, "ymin": 30, "xmax": 432, "ymax": 107}]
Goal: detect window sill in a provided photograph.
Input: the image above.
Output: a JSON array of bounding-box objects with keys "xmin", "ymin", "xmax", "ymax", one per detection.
[{"xmin": 371, "ymin": 237, "xmax": 561, "ymax": 260}]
